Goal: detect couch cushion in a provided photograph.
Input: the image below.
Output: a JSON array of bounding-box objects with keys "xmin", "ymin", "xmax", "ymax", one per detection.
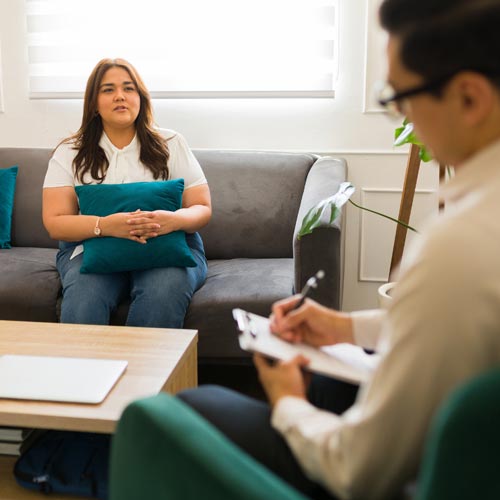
[
  {"xmin": 110, "ymin": 258, "xmax": 294, "ymax": 360},
  {"xmin": 0, "ymin": 248, "xmax": 60, "ymax": 322},
  {"xmin": 0, "ymin": 166, "xmax": 18, "ymax": 249},
  {"xmin": 185, "ymin": 258, "xmax": 294, "ymax": 360},
  {"xmin": 194, "ymin": 151, "xmax": 315, "ymax": 260},
  {"xmin": 75, "ymin": 180, "xmax": 196, "ymax": 274},
  {"xmin": 0, "ymin": 149, "xmax": 56, "ymax": 249}
]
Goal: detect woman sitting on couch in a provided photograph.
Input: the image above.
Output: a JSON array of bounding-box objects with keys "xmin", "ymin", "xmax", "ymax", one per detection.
[{"xmin": 42, "ymin": 58, "xmax": 211, "ymax": 328}]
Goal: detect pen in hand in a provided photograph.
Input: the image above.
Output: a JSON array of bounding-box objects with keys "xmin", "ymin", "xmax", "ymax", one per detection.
[{"xmin": 293, "ymin": 270, "xmax": 325, "ymax": 310}]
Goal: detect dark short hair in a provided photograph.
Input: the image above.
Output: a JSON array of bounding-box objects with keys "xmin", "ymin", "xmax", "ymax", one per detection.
[{"xmin": 379, "ymin": 0, "xmax": 500, "ymax": 89}]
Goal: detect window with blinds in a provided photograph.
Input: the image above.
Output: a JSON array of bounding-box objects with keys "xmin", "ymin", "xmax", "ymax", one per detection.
[{"xmin": 25, "ymin": 0, "xmax": 338, "ymax": 99}]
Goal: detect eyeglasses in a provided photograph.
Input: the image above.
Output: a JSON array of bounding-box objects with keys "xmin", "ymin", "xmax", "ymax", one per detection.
[{"xmin": 376, "ymin": 74, "xmax": 455, "ymax": 118}]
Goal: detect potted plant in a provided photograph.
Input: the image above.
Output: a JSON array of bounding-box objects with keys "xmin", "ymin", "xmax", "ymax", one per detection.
[{"xmin": 298, "ymin": 120, "xmax": 434, "ymax": 307}]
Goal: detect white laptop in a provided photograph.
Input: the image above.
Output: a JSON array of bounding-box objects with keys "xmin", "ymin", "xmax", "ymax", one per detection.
[{"xmin": 0, "ymin": 355, "xmax": 128, "ymax": 404}]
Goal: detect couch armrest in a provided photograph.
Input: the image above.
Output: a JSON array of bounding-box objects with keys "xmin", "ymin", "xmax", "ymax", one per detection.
[
  {"xmin": 110, "ymin": 394, "xmax": 308, "ymax": 500},
  {"xmin": 293, "ymin": 156, "xmax": 347, "ymax": 309}
]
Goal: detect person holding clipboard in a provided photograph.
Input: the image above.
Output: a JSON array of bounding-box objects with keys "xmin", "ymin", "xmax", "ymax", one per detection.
[{"xmin": 177, "ymin": 1, "xmax": 500, "ymax": 498}]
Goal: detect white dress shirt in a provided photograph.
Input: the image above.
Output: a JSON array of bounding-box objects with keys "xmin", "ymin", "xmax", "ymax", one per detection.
[
  {"xmin": 272, "ymin": 139, "xmax": 500, "ymax": 499},
  {"xmin": 43, "ymin": 128, "xmax": 206, "ymax": 188}
]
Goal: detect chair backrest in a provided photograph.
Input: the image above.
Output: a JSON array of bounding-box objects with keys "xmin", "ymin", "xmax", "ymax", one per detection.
[
  {"xmin": 109, "ymin": 393, "xmax": 308, "ymax": 500},
  {"xmin": 416, "ymin": 368, "xmax": 500, "ymax": 500}
]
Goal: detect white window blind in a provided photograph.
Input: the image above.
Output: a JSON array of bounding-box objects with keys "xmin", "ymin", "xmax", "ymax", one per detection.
[{"xmin": 25, "ymin": 0, "xmax": 338, "ymax": 98}]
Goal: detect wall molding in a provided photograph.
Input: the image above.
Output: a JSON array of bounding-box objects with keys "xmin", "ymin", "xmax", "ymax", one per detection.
[
  {"xmin": 358, "ymin": 187, "xmax": 435, "ymax": 282},
  {"xmin": 323, "ymin": 149, "xmax": 409, "ymax": 156},
  {"xmin": 193, "ymin": 147, "xmax": 410, "ymax": 156}
]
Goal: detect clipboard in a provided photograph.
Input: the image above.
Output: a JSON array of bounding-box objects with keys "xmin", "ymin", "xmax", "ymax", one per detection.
[{"xmin": 233, "ymin": 308, "xmax": 378, "ymax": 384}]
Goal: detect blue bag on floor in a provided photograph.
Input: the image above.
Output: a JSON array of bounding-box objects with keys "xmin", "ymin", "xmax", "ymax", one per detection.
[{"xmin": 13, "ymin": 430, "xmax": 110, "ymax": 499}]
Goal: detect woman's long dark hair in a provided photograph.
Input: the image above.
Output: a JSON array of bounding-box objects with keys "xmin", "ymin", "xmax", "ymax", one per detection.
[{"xmin": 59, "ymin": 58, "xmax": 170, "ymax": 184}]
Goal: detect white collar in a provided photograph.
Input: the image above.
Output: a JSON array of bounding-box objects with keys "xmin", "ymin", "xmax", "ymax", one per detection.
[
  {"xmin": 440, "ymin": 138, "xmax": 500, "ymax": 204},
  {"xmin": 99, "ymin": 131, "xmax": 139, "ymax": 155}
]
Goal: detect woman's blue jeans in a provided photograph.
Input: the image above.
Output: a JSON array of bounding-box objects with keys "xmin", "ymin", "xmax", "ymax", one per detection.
[{"xmin": 56, "ymin": 233, "xmax": 207, "ymax": 328}]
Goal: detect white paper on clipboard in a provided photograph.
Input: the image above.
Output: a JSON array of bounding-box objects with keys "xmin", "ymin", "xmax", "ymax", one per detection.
[{"xmin": 233, "ymin": 308, "xmax": 379, "ymax": 385}]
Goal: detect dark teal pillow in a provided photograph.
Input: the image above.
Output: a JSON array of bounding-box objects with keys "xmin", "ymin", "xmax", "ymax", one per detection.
[
  {"xmin": 75, "ymin": 180, "xmax": 196, "ymax": 274},
  {"xmin": 0, "ymin": 166, "xmax": 18, "ymax": 249}
]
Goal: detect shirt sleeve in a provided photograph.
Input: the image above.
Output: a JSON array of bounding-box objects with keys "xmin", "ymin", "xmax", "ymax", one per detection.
[
  {"xmin": 350, "ymin": 309, "xmax": 385, "ymax": 350},
  {"xmin": 43, "ymin": 143, "xmax": 76, "ymax": 188},
  {"xmin": 162, "ymin": 130, "xmax": 207, "ymax": 189}
]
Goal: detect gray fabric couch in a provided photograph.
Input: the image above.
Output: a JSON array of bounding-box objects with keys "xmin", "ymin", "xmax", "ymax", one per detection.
[{"xmin": 0, "ymin": 148, "xmax": 346, "ymax": 364}]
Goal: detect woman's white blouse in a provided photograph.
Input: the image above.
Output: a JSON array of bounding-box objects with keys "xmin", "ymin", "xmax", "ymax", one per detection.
[{"xmin": 43, "ymin": 128, "xmax": 206, "ymax": 188}]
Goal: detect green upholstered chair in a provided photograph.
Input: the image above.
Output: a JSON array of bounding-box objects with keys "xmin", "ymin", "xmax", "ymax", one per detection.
[
  {"xmin": 109, "ymin": 369, "xmax": 500, "ymax": 500},
  {"xmin": 109, "ymin": 393, "xmax": 307, "ymax": 500},
  {"xmin": 415, "ymin": 367, "xmax": 500, "ymax": 500}
]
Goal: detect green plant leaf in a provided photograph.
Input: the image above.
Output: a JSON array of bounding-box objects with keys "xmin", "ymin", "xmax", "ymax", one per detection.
[
  {"xmin": 298, "ymin": 182, "xmax": 355, "ymax": 239},
  {"xmin": 393, "ymin": 120, "xmax": 433, "ymax": 162},
  {"xmin": 298, "ymin": 181, "xmax": 418, "ymax": 240},
  {"xmin": 394, "ymin": 121, "xmax": 415, "ymax": 147},
  {"xmin": 394, "ymin": 125, "xmax": 406, "ymax": 140},
  {"xmin": 419, "ymin": 148, "xmax": 433, "ymax": 162},
  {"xmin": 348, "ymin": 199, "xmax": 417, "ymax": 233}
]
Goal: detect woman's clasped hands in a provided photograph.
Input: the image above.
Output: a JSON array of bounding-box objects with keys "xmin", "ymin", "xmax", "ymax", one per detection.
[{"xmin": 100, "ymin": 209, "xmax": 179, "ymax": 244}]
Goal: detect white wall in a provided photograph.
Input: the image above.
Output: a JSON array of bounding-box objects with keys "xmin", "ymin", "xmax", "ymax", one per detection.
[{"xmin": 0, "ymin": 0, "xmax": 439, "ymax": 310}]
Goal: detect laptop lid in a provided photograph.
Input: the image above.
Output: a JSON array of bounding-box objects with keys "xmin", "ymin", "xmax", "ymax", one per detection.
[{"xmin": 0, "ymin": 355, "xmax": 128, "ymax": 404}]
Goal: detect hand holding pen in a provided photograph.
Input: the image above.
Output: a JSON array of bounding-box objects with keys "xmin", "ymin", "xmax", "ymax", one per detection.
[
  {"xmin": 235, "ymin": 270, "xmax": 324, "ymax": 343},
  {"xmin": 293, "ymin": 270, "xmax": 325, "ymax": 310},
  {"xmin": 252, "ymin": 270, "xmax": 325, "ymax": 368},
  {"xmin": 271, "ymin": 270, "xmax": 329, "ymax": 343},
  {"xmin": 271, "ymin": 270, "xmax": 353, "ymax": 346}
]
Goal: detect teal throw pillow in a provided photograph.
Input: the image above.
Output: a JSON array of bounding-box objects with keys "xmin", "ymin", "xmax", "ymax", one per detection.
[
  {"xmin": 0, "ymin": 166, "xmax": 19, "ymax": 249},
  {"xmin": 75, "ymin": 180, "xmax": 196, "ymax": 274}
]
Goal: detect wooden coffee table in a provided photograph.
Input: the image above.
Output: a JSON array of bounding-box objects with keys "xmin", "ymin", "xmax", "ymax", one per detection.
[{"xmin": 0, "ymin": 320, "xmax": 198, "ymax": 499}]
